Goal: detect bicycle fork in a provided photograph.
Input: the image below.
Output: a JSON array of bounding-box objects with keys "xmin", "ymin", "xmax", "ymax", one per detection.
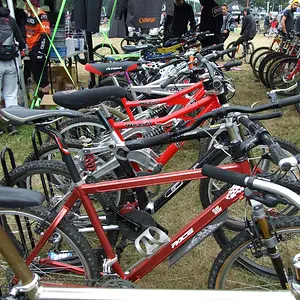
[{"xmin": 251, "ymin": 199, "xmax": 289, "ymax": 289}]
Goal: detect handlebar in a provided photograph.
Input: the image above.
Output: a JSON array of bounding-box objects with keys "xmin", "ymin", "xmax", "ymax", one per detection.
[
  {"xmin": 202, "ymin": 164, "xmax": 300, "ymax": 210},
  {"xmin": 238, "ymin": 115, "xmax": 298, "ymax": 171}
]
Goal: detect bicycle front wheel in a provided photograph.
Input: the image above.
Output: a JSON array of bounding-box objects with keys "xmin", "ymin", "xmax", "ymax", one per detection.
[
  {"xmin": 0, "ymin": 206, "xmax": 99, "ymax": 292},
  {"xmin": 208, "ymin": 216, "xmax": 300, "ymax": 290},
  {"xmin": 244, "ymin": 42, "xmax": 254, "ymax": 64}
]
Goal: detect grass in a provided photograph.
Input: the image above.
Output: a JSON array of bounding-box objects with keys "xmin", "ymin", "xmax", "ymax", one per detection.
[{"xmin": 0, "ymin": 32, "xmax": 300, "ymax": 289}]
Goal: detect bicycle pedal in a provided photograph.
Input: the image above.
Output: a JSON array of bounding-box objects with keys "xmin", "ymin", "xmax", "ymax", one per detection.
[{"xmin": 135, "ymin": 226, "xmax": 170, "ymax": 257}]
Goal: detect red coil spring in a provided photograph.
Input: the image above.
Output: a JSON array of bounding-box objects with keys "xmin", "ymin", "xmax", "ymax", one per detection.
[{"xmin": 84, "ymin": 154, "xmax": 96, "ymax": 171}]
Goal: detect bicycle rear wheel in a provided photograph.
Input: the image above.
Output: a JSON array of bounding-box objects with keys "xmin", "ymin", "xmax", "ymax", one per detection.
[
  {"xmin": 244, "ymin": 42, "xmax": 254, "ymax": 64},
  {"xmin": 250, "ymin": 46, "xmax": 269, "ymax": 68},
  {"xmin": 252, "ymin": 50, "xmax": 274, "ymax": 79}
]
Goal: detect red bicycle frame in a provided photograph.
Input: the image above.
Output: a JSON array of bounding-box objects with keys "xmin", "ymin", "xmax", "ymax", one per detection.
[
  {"xmin": 25, "ymin": 160, "xmax": 251, "ymax": 282},
  {"xmin": 105, "ymin": 81, "xmax": 221, "ymax": 166}
]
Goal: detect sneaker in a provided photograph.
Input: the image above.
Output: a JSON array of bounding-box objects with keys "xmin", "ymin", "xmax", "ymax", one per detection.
[
  {"xmin": 0, "ymin": 128, "xmax": 5, "ymax": 135},
  {"xmin": 8, "ymin": 124, "xmax": 18, "ymax": 136}
]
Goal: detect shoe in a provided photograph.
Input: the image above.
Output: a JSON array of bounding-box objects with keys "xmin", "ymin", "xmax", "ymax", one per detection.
[
  {"xmin": 0, "ymin": 128, "xmax": 5, "ymax": 135},
  {"xmin": 8, "ymin": 124, "xmax": 18, "ymax": 136}
]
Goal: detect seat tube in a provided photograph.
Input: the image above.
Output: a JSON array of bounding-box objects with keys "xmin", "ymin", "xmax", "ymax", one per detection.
[{"xmin": 38, "ymin": 125, "xmax": 82, "ymax": 185}]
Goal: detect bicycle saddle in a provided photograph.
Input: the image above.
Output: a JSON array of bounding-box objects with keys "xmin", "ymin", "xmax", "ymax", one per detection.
[
  {"xmin": 86, "ymin": 61, "xmax": 139, "ymax": 76},
  {"xmin": 122, "ymin": 44, "xmax": 155, "ymax": 53},
  {"xmin": 0, "ymin": 186, "xmax": 45, "ymax": 208},
  {"xmin": 0, "ymin": 106, "xmax": 83, "ymax": 126},
  {"xmin": 54, "ymin": 86, "xmax": 128, "ymax": 110}
]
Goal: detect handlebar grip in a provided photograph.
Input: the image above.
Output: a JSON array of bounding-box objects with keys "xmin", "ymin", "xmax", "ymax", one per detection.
[
  {"xmin": 268, "ymin": 143, "xmax": 294, "ymax": 171},
  {"xmin": 248, "ymin": 111, "xmax": 283, "ymax": 121},
  {"xmin": 125, "ymin": 132, "xmax": 171, "ymax": 151},
  {"xmin": 223, "ymin": 60, "xmax": 242, "ymax": 71},
  {"xmin": 218, "ymin": 47, "xmax": 237, "ymax": 57},
  {"xmin": 161, "ymin": 76, "xmax": 176, "ymax": 89},
  {"xmin": 202, "ymin": 165, "xmax": 248, "ymax": 187},
  {"xmin": 199, "ymin": 30, "xmax": 210, "ymax": 36},
  {"xmin": 277, "ymin": 95, "xmax": 300, "ymax": 108},
  {"xmin": 238, "ymin": 116, "xmax": 261, "ymax": 134}
]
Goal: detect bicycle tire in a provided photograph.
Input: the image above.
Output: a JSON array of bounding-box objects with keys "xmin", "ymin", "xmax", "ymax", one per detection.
[
  {"xmin": 208, "ymin": 216, "xmax": 300, "ymax": 290},
  {"xmin": 265, "ymin": 54, "xmax": 288, "ymax": 88},
  {"xmin": 250, "ymin": 46, "xmax": 270, "ymax": 68},
  {"xmin": 58, "ymin": 116, "xmax": 108, "ymax": 142},
  {"xmin": 269, "ymin": 56, "xmax": 300, "ymax": 91},
  {"xmin": 0, "ymin": 205, "xmax": 99, "ymax": 290},
  {"xmin": 244, "ymin": 42, "xmax": 254, "ymax": 64},
  {"xmin": 258, "ymin": 52, "xmax": 284, "ymax": 87},
  {"xmin": 199, "ymin": 137, "xmax": 300, "ymax": 245},
  {"xmin": 226, "ymin": 42, "xmax": 240, "ymax": 59},
  {"xmin": 252, "ymin": 50, "xmax": 274, "ymax": 79},
  {"xmin": 0, "ymin": 160, "xmax": 121, "ymax": 246},
  {"xmin": 24, "ymin": 139, "xmax": 83, "ymax": 163},
  {"xmin": 93, "ymin": 43, "xmax": 119, "ymax": 63}
]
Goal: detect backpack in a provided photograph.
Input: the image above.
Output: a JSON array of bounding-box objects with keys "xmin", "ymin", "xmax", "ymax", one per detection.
[{"xmin": 0, "ymin": 16, "xmax": 17, "ymax": 61}]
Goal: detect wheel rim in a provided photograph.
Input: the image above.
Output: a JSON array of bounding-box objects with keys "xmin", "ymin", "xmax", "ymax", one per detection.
[
  {"xmin": 0, "ymin": 209, "xmax": 93, "ymax": 292},
  {"xmin": 215, "ymin": 226, "xmax": 300, "ymax": 290}
]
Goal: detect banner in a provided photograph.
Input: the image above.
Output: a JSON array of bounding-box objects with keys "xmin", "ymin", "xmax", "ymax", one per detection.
[{"xmin": 126, "ymin": 0, "xmax": 164, "ymax": 28}]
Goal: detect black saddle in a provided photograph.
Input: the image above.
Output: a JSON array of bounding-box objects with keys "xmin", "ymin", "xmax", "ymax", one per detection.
[
  {"xmin": 0, "ymin": 107, "xmax": 83, "ymax": 126},
  {"xmin": 85, "ymin": 61, "xmax": 139, "ymax": 76},
  {"xmin": 0, "ymin": 187, "xmax": 45, "ymax": 208},
  {"xmin": 53, "ymin": 86, "xmax": 128, "ymax": 110},
  {"xmin": 122, "ymin": 44, "xmax": 155, "ymax": 53}
]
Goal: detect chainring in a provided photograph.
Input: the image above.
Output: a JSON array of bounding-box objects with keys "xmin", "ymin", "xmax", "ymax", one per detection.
[
  {"xmin": 95, "ymin": 277, "xmax": 136, "ymax": 288},
  {"xmin": 118, "ymin": 209, "xmax": 157, "ymax": 241}
]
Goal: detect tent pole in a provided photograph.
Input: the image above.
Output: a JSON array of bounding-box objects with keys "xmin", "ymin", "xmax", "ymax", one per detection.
[
  {"xmin": 7, "ymin": 0, "xmax": 28, "ymax": 107},
  {"xmin": 86, "ymin": 31, "xmax": 96, "ymax": 88}
]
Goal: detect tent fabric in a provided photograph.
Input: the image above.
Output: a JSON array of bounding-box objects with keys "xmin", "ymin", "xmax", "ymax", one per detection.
[
  {"xmin": 74, "ymin": 0, "xmax": 102, "ymax": 32},
  {"xmin": 166, "ymin": 0, "xmax": 174, "ymax": 16},
  {"xmin": 121, "ymin": 0, "xmax": 164, "ymax": 29},
  {"xmin": 228, "ymin": 1, "xmax": 244, "ymax": 15},
  {"xmin": 107, "ymin": 0, "xmax": 126, "ymax": 38}
]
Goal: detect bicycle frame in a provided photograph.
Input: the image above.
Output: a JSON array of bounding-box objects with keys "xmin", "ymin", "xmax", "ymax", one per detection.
[
  {"xmin": 24, "ymin": 158, "xmax": 251, "ymax": 281},
  {"xmin": 99, "ymin": 81, "xmax": 220, "ymax": 167}
]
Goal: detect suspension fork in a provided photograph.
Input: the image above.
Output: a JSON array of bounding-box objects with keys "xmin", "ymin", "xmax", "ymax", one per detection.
[
  {"xmin": 251, "ymin": 199, "xmax": 289, "ymax": 289},
  {"xmin": 238, "ymin": 123, "xmax": 258, "ymax": 170}
]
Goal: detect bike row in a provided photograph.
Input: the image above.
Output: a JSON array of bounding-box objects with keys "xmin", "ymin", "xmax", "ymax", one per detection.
[{"xmin": 1, "ymin": 36, "xmax": 300, "ymax": 299}]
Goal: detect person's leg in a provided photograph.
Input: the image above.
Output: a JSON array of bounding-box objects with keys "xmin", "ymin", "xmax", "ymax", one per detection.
[
  {"xmin": 31, "ymin": 58, "xmax": 50, "ymax": 93},
  {"xmin": 0, "ymin": 61, "xmax": 4, "ymax": 105},
  {"xmin": 232, "ymin": 35, "xmax": 248, "ymax": 59},
  {"xmin": 2, "ymin": 60, "xmax": 19, "ymax": 135},
  {"xmin": 2, "ymin": 60, "xmax": 19, "ymax": 108}
]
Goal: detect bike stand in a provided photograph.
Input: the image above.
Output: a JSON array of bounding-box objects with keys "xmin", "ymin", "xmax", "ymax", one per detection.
[{"xmin": 0, "ymin": 147, "xmax": 17, "ymax": 186}]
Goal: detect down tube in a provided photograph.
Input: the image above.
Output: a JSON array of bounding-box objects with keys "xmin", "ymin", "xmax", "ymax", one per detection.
[{"xmin": 125, "ymin": 188, "xmax": 244, "ymax": 282}]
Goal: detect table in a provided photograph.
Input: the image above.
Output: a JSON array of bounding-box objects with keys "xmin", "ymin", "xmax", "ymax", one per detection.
[{"xmin": 49, "ymin": 50, "xmax": 87, "ymax": 93}]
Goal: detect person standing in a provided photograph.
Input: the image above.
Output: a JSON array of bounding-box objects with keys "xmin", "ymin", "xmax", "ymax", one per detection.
[
  {"xmin": 281, "ymin": 0, "xmax": 299, "ymax": 34},
  {"xmin": 264, "ymin": 13, "xmax": 271, "ymax": 36},
  {"xmin": 24, "ymin": 0, "xmax": 51, "ymax": 94},
  {"xmin": 220, "ymin": 3, "xmax": 235, "ymax": 44},
  {"xmin": 199, "ymin": 0, "xmax": 223, "ymax": 47},
  {"xmin": 268, "ymin": 18, "xmax": 278, "ymax": 38},
  {"xmin": 0, "ymin": 2, "xmax": 25, "ymax": 134},
  {"xmin": 169, "ymin": 0, "xmax": 196, "ymax": 37}
]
